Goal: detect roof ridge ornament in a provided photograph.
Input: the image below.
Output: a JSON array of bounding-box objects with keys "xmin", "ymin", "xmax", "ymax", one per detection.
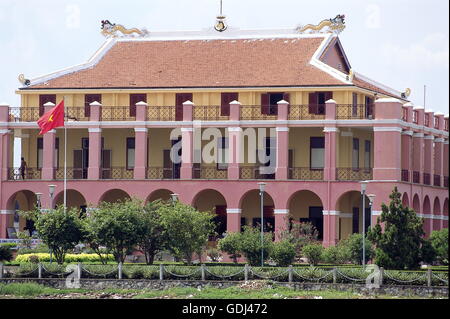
[
  {"xmin": 214, "ymin": 0, "xmax": 228, "ymax": 32},
  {"xmin": 101, "ymin": 20, "xmax": 149, "ymax": 38},
  {"xmin": 297, "ymin": 14, "xmax": 346, "ymax": 35}
]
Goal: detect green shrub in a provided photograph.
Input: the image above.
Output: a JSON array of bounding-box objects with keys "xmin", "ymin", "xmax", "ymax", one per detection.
[
  {"xmin": 217, "ymin": 232, "xmax": 242, "ymax": 263},
  {"xmin": 15, "ymin": 253, "xmax": 114, "ymax": 263},
  {"xmin": 28, "ymin": 255, "xmax": 40, "ymax": 264},
  {"xmin": 271, "ymin": 240, "xmax": 296, "ymax": 266},
  {"xmin": 17, "ymin": 243, "xmax": 50, "ymax": 255},
  {"xmin": 321, "ymin": 244, "xmax": 350, "ymax": 264},
  {"xmin": 430, "ymin": 228, "xmax": 448, "ymax": 265},
  {"xmin": 0, "ymin": 243, "xmax": 18, "ymax": 250},
  {"xmin": 0, "ymin": 246, "xmax": 13, "ymax": 263},
  {"xmin": 0, "ymin": 283, "xmax": 46, "ymax": 296},
  {"xmin": 206, "ymin": 247, "xmax": 221, "ymax": 262},
  {"xmin": 301, "ymin": 244, "xmax": 324, "ymax": 266},
  {"xmin": 340, "ymin": 234, "xmax": 374, "ymax": 265}
]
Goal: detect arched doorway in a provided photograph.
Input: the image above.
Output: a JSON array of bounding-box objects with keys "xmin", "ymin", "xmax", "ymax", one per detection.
[
  {"xmin": 423, "ymin": 196, "xmax": 431, "ymax": 237},
  {"xmin": 336, "ymin": 191, "xmax": 370, "ymax": 240},
  {"xmin": 146, "ymin": 189, "xmax": 173, "ymax": 204},
  {"xmin": 240, "ymin": 189, "xmax": 275, "ymax": 234},
  {"xmin": 288, "ymin": 190, "xmax": 324, "ymax": 240},
  {"xmin": 54, "ymin": 190, "xmax": 87, "ymax": 215},
  {"xmin": 192, "ymin": 189, "xmax": 227, "ymax": 239},
  {"xmin": 412, "ymin": 194, "xmax": 420, "ymax": 214},
  {"xmin": 433, "ymin": 197, "xmax": 441, "ymax": 231},
  {"xmin": 5, "ymin": 190, "xmax": 37, "ymax": 238},
  {"xmin": 443, "ymin": 199, "xmax": 449, "ymax": 228},
  {"xmin": 99, "ymin": 189, "xmax": 131, "ymax": 204},
  {"xmin": 402, "ymin": 193, "xmax": 410, "ymax": 208}
]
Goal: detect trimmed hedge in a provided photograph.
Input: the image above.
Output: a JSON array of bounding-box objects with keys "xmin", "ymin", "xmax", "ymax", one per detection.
[{"xmin": 15, "ymin": 253, "xmax": 114, "ymax": 263}]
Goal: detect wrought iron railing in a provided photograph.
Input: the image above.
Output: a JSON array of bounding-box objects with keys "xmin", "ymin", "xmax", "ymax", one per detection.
[
  {"xmin": 289, "ymin": 167, "xmax": 323, "ymax": 180},
  {"xmin": 239, "ymin": 166, "xmax": 275, "ymax": 179},
  {"xmin": 101, "ymin": 167, "xmax": 134, "ymax": 179},
  {"xmin": 65, "ymin": 107, "xmax": 89, "ymax": 121},
  {"xmin": 401, "ymin": 169, "xmax": 410, "ymax": 182},
  {"xmin": 55, "ymin": 167, "xmax": 87, "ymax": 180},
  {"xmin": 193, "ymin": 105, "xmax": 229, "ymax": 121},
  {"xmin": 146, "ymin": 167, "xmax": 180, "ymax": 179},
  {"xmin": 193, "ymin": 165, "xmax": 228, "ymax": 179},
  {"xmin": 101, "ymin": 106, "xmax": 135, "ymax": 121},
  {"xmin": 240, "ymin": 105, "xmax": 278, "ymax": 121},
  {"xmin": 444, "ymin": 176, "xmax": 449, "ymax": 188},
  {"xmin": 8, "ymin": 107, "xmax": 40, "ymax": 122},
  {"xmin": 8, "ymin": 168, "xmax": 42, "ymax": 180},
  {"xmin": 288, "ymin": 105, "xmax": 325, "ymax": 120},
  {"xmin": 336, "ymin": 168, "xmax": 373, "ymax": 181},
  {"xmin": 336, "ymin": 104, "xmax": 374, "ymax": 120},
  {"xmin": 423, "ymin": 173, "xmax": 431, "ymax": 185},
  {"xmin": 413, "ymin": 171, "xmax": 420, "ymax": 184},
  {"xmin": 147, "ymin": 106, "xmax": 177, "ymax": 121},
  {"xmin": 434, "ymin": 174, "xmax": 441, "ymax": 187}
]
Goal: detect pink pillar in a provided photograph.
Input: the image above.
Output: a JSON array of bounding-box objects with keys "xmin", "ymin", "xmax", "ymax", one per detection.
[
  {"xmin": 229, "ymin": 100, "xmax": 241, "ymax": 122},
  {"xmin": 444, "ymin": 140, "xmax": 449, "ymax": 182},
  {"xmin": 135, "ymin": 101, "xmax": 148, "ymax": 122},
  {"xmin": 325, "ymin": 99, "xmax": 336, "ymax": 120},
  {"xmin": 275, "ymin": 127, "xmax": 289, "ymax": 180},
  {"xmin": 226, "ymin": 209, "xmax": 241, "ymax": 233},
  {"xmin": 423, "ymin": 135, "xmax": 434, "ymax": 184},
  {"xmin": 134, "ymin": 128, "xmax": 148, "ymax": 179},
  {"xmin": 274, "ymin": 209, "xmax": 289, "ymax": 241},
  {"xmin": 323, "ymin": 127, "xmax": 338, "ymax": 181},
  {"xmin": 401, "ymin": 131, "xmax": 413, "ymax": 181},
  {"xmin": 434, "ymin": 138, "xmax": 444, "ymax": 185},
  {"xmin": 0, "ymin": 129, "xmax": 11, "ymax": 181},
  {"xmin": 180, "ymin": 128, "xmax": 193, "ymax": 179},
  {"xmin": 322, "ymin": 211, "xmax": 338, "ymax": 247},
  {"xmin": 41, "ymin": 102, "xmax": 56, "ymax": 180},
  {"xmin": 412, "ymin": 133, "xmax": 424, "ymax": 183},
  {"xmin": 88, "ymin": 128, "xmax": 102, "ymax": 180},
  {"xmin": 0, "ymin": 213, "xmax": 13, "ymax": 238},
  {"xmin": 227, "ymin": 127, "xmax": 242, "ymax": 180},
  {"xmin": 89, "ymin": 101, "xmax": 101, "ymax": 122}
]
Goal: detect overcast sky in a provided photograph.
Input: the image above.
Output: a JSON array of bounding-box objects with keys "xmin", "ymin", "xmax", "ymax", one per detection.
[{"xmin": 0, "ymin": 0, "xmax": 448, "ymax": 114}]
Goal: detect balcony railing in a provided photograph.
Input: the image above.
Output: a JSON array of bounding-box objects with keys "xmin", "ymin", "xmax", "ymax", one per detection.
[
  {"xmin": 7, "ymin": 168, "xmax": 41, "ymax": 180},
  {"xmin": 289, "ymin": 167, "xmax": 323, "ymax": 180},
  {"xmin": 336, "ymin": 168, "xmax": 373, "ymax": 181},
  {"xmin": 433, "ymin": 174, "xmax": 441, "ymax": 187},
  {"xmin": 8, "ymin": 107, "xmax": 40, "ymax": 122},
  {"xmin": 193, "ymin": 165, "xmax": 228, "ymax": 179},
  {"xmin": 193, "ymin": 105, "xmax": 229, "ymax": 121},
  {"xmin": 240, "ymin": 105, "xmax": 278, "ymax": 121},
  {"xmin": 239, "ymin": 166, "xmax": 275, "ymax": 179},
  {"xmin": 336, "ymin": 104, "xmax": 374, "ymax": 120},
  {"xmin": 65, "ymin": 107, "xmax": 89, "ymax": 121},
  {"xmin": 423, "ymin": 173, "xmax": 431, "ymax": 185},
  {"xmin": 401, "ymin": 169, "xmax": 410, "ymax": 182},
  {"xmin": 413, "ymin": 171, "xmax": 420, "ymax": 184},
  {"xmin": 101, "ymin": 106, "xmax": 136, "ymax": 121},
  {"xmin": 55, "ymin": 167, "xmax": 87, "ymax": 180},
  {"xmin": 101, "ymin": 167, "xmax": 134, "ymax": 179},
  {"xmin": 444, "ymin": 176, "xmax": 449, "ymax": 188},
  {"xmin": 146, "ymin": 167, "xmax": 180, "ymax": 179},
  {"xmin": 288, "ymin": 105, "xmax": 326, "ymax": 120},
  {"xmin": 147, "ymin": 106, "xmax": 177, "ymax": 121}
]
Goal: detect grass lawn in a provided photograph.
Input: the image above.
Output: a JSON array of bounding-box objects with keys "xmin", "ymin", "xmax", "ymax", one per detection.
[{"xmin": 0, "ymin": 283, "xmax": 443, "ymax": 299}]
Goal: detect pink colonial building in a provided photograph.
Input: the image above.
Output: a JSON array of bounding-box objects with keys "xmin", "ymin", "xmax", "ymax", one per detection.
[{"xmin": 0, "ymin": 25, "xmax": 448, "ymax": 245}]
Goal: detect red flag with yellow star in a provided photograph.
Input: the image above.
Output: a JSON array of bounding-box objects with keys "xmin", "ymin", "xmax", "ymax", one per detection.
[{"xmin": 37, "ymin": 100, "xmax": 65, "ymax": 135}]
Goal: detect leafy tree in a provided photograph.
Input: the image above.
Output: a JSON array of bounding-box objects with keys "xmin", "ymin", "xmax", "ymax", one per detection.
[
  {"xmin": 136, "ymin": 200, "xmax": 168, "ymax": 265},
  {"xmin": 86, "ymin": 199, "xmax": 143, "ymax": 263},
  {"xmin": 35, "ymin": 206, "xmax": 84, "ymax": 264},
  {"xmin": 301, "ymin": 243, "xmax": 324, "ymax": 266},
  {"xmin": 271, "ymin": 240, "xmax": 296, "ymax": 266},
  {"xmin": 420, "ymin": 239, "xmax": 436, "ymax": 265},
  {"xmin": 367, "ymin": 187, "xmax": 429, "ymax": 270},
  {"xmin": 430, "ymin": 228, "xmax": 448, "ymax": 265},
  {"xmin": 159, "ymin": 201, "xmax": 215, "ymax": 265},
  {"xmin": 0, "ymin": 246, "xmax": 13, "ymax": 263},
  {"xmin": 339, "ymin": 233, "xmax": 374, "ymax": 265},
  {"xmin": 279, "ymin": 218, "xmax": 319, "ymax": 258},
  {"xmin": 82, "ymin": 215, "xmax": 111, "ymax": 265},
  {"xmin": 238, "ymin": 226, "xmax": 273, "ymax": 266},
  {"xmin": 217, "ymin": 232, "xmax": 242, "ymax": 263},
  {"xmin": 321, "ymin": 244, "xmax": 350, "ymax": 264}
]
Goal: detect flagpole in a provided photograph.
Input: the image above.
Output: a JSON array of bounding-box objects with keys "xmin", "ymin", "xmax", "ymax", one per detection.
[{"xmin": 63, "ymin": 97, "xmax": 67, "ymax": 214}]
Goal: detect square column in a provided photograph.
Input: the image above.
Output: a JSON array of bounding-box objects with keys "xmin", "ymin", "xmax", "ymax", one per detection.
[
  {"xmin": 322, "ymin": 210, "xmax": 339, "ymax": 247},
  {"xmin": 41, "ymin": 102, "xmax": 56, "ymax": 180},
  {"xmin": 226, "ymin": 209, "xmax": 242, "ymax": 233},
  {"xmin": 423, "ymin": 135, "xmax": 434, "ymax": 184},
  {"xmin": 274, "ymin": 209, "xmax": 289, "ymax": 241},
  {"xmin": 229, "ymin": 100, "xmax": 241, "ymax": 122},
  {"xmin": 227, "ymin": 127, "xmax": 242, "ymax": 180},
  {"xmin": 0, "ymin": 129, "xmax": 11, "ymax": 181},
  {"xmin": 434, "ymin": 138, "xmax": 444, "ymax": 186},
  {"xmin": 323, "ymin": 127, "xmax": 338, "ymax": 181},
  {"xmin": 373, "ymin": 127, "xmax": 402, "ymax": 180},
  {"xmin": 134, "ymin": 128, "xmax": 148, "ymax": 179},
  {"xmin": 412, "ymin": 132, "xmax": 424, "ymax": 183},
  {"xmin": 0, "ymin": 211, "xmax": 14, "ymax": 239},
  {"xmin": 180, "ymin": 128, "xmax": 193, "ymax": 179},
  {"xmin": 275, "ymin": 127, "xmax": 289, "ymax": 180},
  {"xmin": 88, "ymin": 128, "xmax": 102, "ymax": 180},
  {"xmin": 89, "ymin": 101, "xmax": 102, "ymax": 122},
  {"xmin": 401, "ymin": 131, "xmax": 413, "ymax": 181}
]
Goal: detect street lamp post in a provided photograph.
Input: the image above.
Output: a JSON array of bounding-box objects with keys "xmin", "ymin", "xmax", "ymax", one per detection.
[
  {"xmin": 48, "ymin": 185, "xmax": 56, "ymax": 264},
  {"xmin": 367, "ymin": 194, "xmax": 376, "ymax": 229},
  {"xmin": 360, "ymin": 181, "xmax": 368, "ymax": 269},
  {"xmin": 258, "ymin": 182, "xmax": 266, "ymax": 267}
]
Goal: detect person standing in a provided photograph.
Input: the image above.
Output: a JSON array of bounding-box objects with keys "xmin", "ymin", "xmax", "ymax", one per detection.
[{"xmin": 20, "ymin": 157, "xmax": 27, "ymax": 179}]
